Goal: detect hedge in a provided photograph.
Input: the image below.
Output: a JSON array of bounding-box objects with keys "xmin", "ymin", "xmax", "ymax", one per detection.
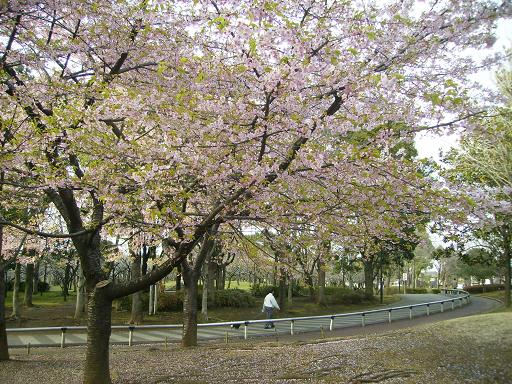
[
  {"xmin": 326, "ymin": 287, "xmax": 374, "ymax": 305},
  {"xmin": 6, "ymin": 281, "xmax": 50, "ymax": 293},
  {"xmin": 463, "ymin": 284, "xmax": 505, "ymax": 294}
]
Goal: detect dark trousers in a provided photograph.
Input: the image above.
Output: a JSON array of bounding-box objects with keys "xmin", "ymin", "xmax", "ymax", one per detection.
[{"xmin": 264, "ymin": 306, "xmax": 274, "ymax": 328}]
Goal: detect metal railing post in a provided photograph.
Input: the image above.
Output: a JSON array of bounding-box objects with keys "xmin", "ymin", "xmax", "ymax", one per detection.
[
  {"xmin": 290, "ymin": 320, "xmax": 294, "ymax": 335},
  {"xmin": 128, "ymin": 326, "xmax": 134, "ymax": 346},
  {"xmin": 244, "ymin": 323, "xmax": 248, "ymax": 340},
  {"xmin": 409, "ymin": 307, "xmax": 412, "ymax": 320},
  {"xmin": 330, "ymin": 316, "xmax": 334, "ymax": 331},
  {"xmin": 388, "ymin": 310, "xmax": 392, "ymax": 323},
  {"xmin": 60, "ymin": 327, "xmax": 67, "ymax": 348},
  {"xmin": 451, "ymin": 300, "xmax": 455, "ymax": 310},
  {"xmin": 426, "ymin": 304, "xmax": 430, "ymax": 316}
]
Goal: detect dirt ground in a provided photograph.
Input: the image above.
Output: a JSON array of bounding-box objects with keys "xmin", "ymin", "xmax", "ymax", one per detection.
[{"xmin": 1, "ymin": 310, "xmax": 511, "ymax": 383}]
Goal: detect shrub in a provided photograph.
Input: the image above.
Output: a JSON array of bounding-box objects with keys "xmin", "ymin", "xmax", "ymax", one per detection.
[
  {"xmin": 212, "ymin": 289, "xmax": 255, "ymax": 308},
  {"xmin": 463, "ymin": 284, "xmax": 505, "ymax": 294},
  {"xmin": 158, "ymin": 291, "xmax": 186, "ymax": 311},
  {"xmin": 431, "ymin": 288, "xmax": 441, "ymax": 294},
  {"xmin": 114, "ymin": 292, "xmax": 149, "ymax": 311},
  {"xmin": 328, "ymin": 288, "xmax": 373, "ymax": 305},
  {"xmin": 157, "ymin": 289, "xmax": 255, "ymax": 311},
  {"xmin": 384, "ymin": 287, "xmax": 402, "ymax": 295},
  {"xmin": 6, "ymin": 280, "xmax": 51, "ymax": 293},
  {"xmin": 405, "ymin": 288, "xmax": 428, "ymax": 294},
  {"xmin": 250, "ymin": 284, "xmax": 277, "ymax": 297}
]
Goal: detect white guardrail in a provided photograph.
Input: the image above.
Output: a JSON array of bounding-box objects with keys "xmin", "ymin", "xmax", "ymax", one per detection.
[{"xmin": 7, "ymin": 289, "xmax": 470, "ymax": 348}]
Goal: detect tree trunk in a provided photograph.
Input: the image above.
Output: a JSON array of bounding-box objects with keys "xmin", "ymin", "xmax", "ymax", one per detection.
[
  {"xmin": 74, "ymin": 268, "xmax": 86, "ymax": 321},
  {"xmin": 129, "ymin": 252, "xmax": 143, "ymax": 324},
  {"xmin": 11, "ymin": 263, "xmax": 21, "ymax": 319},
  {"xmin": 207, "ymin": 262, "xmax": 216, "ymax": 303},
  {"xmin": 412, "ymin": 260, "xmax": 417, "ymax": 289},
  {"xmin": 278, "ymin": 269, "xmax": 286, "ymax": 310},
  {"xmin": 503, "ymin": 234, "xmax": 511, "ymax": 307},
  {"xmin": 63, "ymin": 262, "xmax": 70, "ymax": 301},
  {"xmin": 182, "ymin": 267, "xmax": 199, "ymax": 347},
  {"xmin": 33, "ymin": 260, "xmax": 40, "ymax": 295},
  {"xmin": 201, "ymin": 260, "xmax": 210, "ymax": 320},
  {"xmin": 148, "ymin": 285, "xmax": 154, "ymax": 315},
  {"xmin": 84, "ymin": 288, "xmax": 113, "ymax": 384},
  {"xmin": 175, "ymin": 264, "xmax": 182, "ymax": 291},
  {"xmin": 24, "ymin": 263, "xmax": 34, "ymax": 307},
  {"xmin": 317, "ymin": 260, "xmax": 326, "ymax": 305},
  {"xmin": 363, "ymin": 259, "xmax": 374, "ymax": 298},
  {"xmin": 0, "ymin": 261, "xmax": 9, "ymax": 361},
  {"xmin": 287, "ymin": 277, "xmax": 293, "ymax": 305},
  {"xmin": 305, "ymin": 274, "xmax": 315, "ymax": 301}
]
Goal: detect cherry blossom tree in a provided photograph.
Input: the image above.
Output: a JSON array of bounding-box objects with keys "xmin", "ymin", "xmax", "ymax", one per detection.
[{"xmin": 1, "ymin": 1, "xmax": 509, "ymax": 382}]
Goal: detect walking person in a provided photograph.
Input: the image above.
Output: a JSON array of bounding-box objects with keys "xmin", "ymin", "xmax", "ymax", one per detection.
[{"xmin": 262, "ymin": 290, "xmax": 280, "ymax": 329}]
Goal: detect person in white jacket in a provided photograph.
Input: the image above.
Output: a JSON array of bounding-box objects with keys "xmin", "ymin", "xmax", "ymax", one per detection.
[{"xmin": 262, "ymin": 290, "xmax": 280, "ymax": 329}]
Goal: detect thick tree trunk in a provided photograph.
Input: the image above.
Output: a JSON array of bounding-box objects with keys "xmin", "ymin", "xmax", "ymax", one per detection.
[
  {"xmin": 317, "ymin": 260, "xmax": 326, "ymax": 305},
  {"xmin": 363, "ymin": 259, "xmax": 374, "ymax": 298},
  {"xmin": 24, "ymin": 263, "xmax": 34, "ymax": 307},
  {"xmin": 130, "ymin": 252, "xmax": 143, "ymax": 324},
  {"xmin": 74, "ymin": 269, "xmax": 86, "ymax": 321},
  {"xmin": 182, "ymin": 267, "xmax": 199, "ymax": 347},
  {"xmin": 84, "ymin": 288, "xmax": 113, "ymax": 384},
  {"xmin": 11, "ymin": 263, "xmax": 20, "ymax": 319},
  {"xmin": 33, "ymin": 260, "xmax": 40, "ymax": 295},
  {"xmin": 0, "ymin": 262, "xmax": 9, "ymax": 361}
]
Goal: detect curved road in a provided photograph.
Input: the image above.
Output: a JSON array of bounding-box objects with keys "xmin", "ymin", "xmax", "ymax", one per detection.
[{"xmin": 6, "ymin": 294, "xmax": 500, "ymax": 348}]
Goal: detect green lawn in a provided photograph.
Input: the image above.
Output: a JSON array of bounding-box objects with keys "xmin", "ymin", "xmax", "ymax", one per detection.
[
  {"xmin": 4, "ymin": 289, "xmax": 75, "ymax": 309},
  {"xmin": 3, "ymin": 287, "xmax": 400, "ymax": 327},
  {"xmin": 475, "ymin": 290, "xmax": 512, "ymax": 312}
]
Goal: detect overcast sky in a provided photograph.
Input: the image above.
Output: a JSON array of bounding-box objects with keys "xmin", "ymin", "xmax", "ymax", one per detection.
[{"xmin": 415, "ymin": 18, "xmax": 512, "ymax": 162}]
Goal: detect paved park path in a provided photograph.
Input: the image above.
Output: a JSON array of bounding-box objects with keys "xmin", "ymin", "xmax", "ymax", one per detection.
[{"xmin": 6, "ymin": 294, "xmax": 500, "ymax": 348}]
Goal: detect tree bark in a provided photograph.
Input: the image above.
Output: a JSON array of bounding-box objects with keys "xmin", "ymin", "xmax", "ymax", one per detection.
[
  {"xmin": 0, "ymin": 261, "xmax": 9, "ymax": 361},
  {"xmin": 317, "ymin": 259, "xmax": 326, "ymax": 305},
  {"xmin": 502, "ymin": 228, "xmax": 511, "ymax": 307},
  {"xmin": 206, "ymin": 262, "xmax": 216, "ymax": 304},
  {"xmin": 62, "ymin": 262, "xmax": 71, "ymax": 301},
  {"xmin": 363, "ymin": 258, "xmax": 374, "ymax": 298},
  {"xmin": 84, "ymin": 287, "xmax": 113, "ymax": 384},
  {"xmin": 24, "ymin": 263, "xmax": 34, "ymax": 307},
  {"xmin": 33, "ymin": 260, "xmax": 40, "ymax": 295},
  {"xmin": 74, "ymin": 267, "xmax": 86, "ymax": 321},
  {"xmin": 201, "ymin": 258, "xmax": 210, "ymax": 320},
  {"xmin": 129, "ymin": 252, "xmax": 143, "ymax": 324},
  {"xmin": 148, "ymin": 285, "xmax": 154, "ymax": 315},
  {"xmin": 278, "ymin": 269, "xmax": 286, "ymax": 310},
  {"xmin": 182, "ymin": 266, "xmax": 199, "ymax": 347},
  {"xmin": 305, "ymin": 274, "xmax": 315, "ymax": 301},
  {"xmin": 287, "ymin": 277, "xmax": 293, "ymax": 305},
  {"xmin": 175, "ymin": 264, "xmax": 182, "ymax": 291},
  {"xmin": 11, "ymin": 263, "xmax": 20, "ymax": 319}
]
